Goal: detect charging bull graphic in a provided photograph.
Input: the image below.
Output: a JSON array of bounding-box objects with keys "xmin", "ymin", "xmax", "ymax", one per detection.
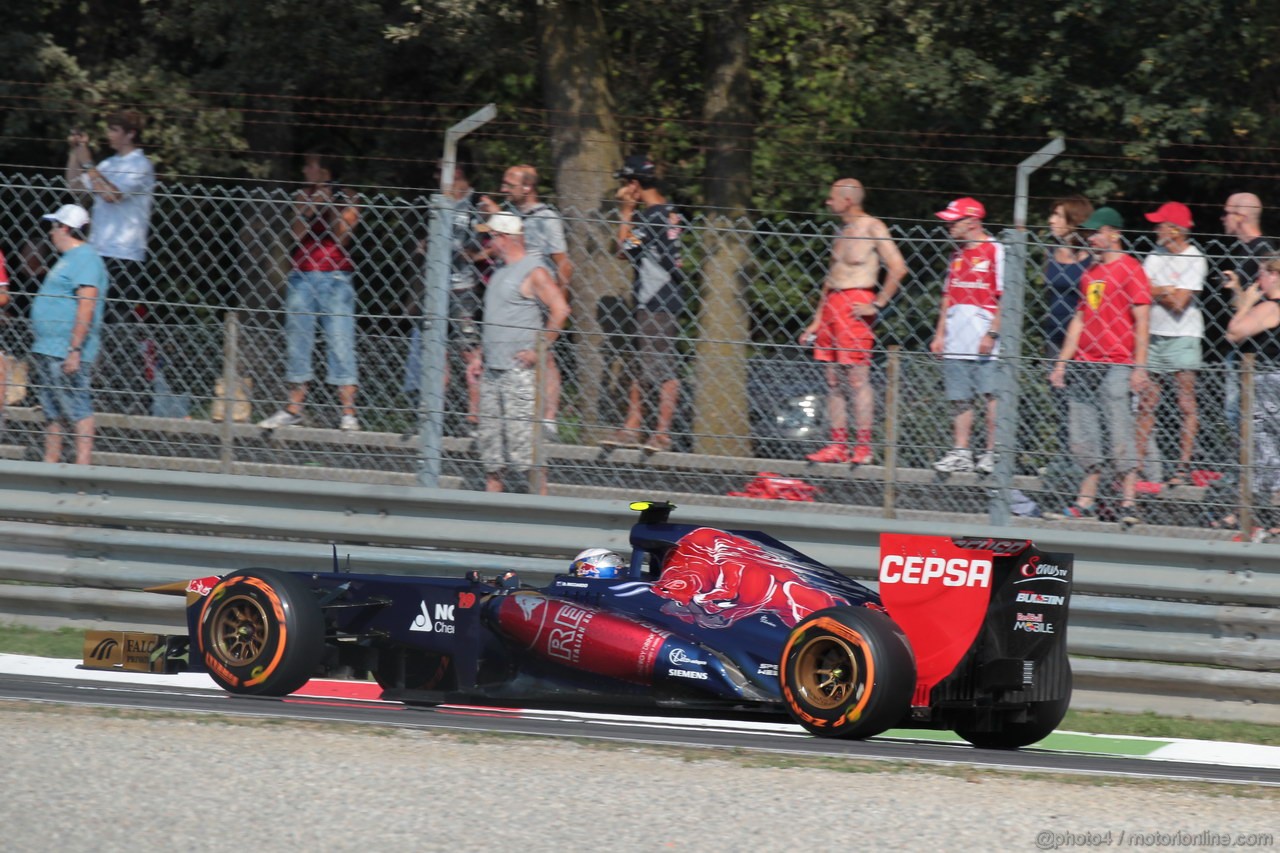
[{"xmin": 651, "ymin": 527, "xmax": 846, "ymax": 628}]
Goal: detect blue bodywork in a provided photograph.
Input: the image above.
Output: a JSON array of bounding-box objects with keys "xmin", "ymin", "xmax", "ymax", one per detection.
[{"xmin": 186, "ymin": 503, "xmax": 879, "ymax": 709}]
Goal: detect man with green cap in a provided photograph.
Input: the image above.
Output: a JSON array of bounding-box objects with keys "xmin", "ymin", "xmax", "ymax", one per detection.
[{"xmin": 1047, "ymin": 206, "xmax": 1152, "ymax": 527}]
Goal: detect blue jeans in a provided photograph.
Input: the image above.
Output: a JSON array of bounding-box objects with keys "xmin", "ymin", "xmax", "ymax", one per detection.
[
  {"xmin": 33, "ymin": 353, "xmax": 94, "ymax": 423},
  {"xmin": 285, "ymin": 271, "xmax": 358, "ymax": 385}
]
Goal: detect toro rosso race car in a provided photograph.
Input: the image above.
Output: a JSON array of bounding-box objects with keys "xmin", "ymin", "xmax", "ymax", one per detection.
[{"xmin": 108, "ymin": 501, "xmax": 1074, "ymax": 749}]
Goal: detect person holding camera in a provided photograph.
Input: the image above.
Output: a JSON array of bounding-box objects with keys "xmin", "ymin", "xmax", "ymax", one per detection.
[
  {"xmin": 64, "ymin": 109, "xmax": 156, "ymax": 414},
  {"xmin": 611, "ymin": 155, "xmax": 686, "ymax": 453},
  {"xmin": 258, "ymin": 150, "xmax": 362, "ymax": 431}
]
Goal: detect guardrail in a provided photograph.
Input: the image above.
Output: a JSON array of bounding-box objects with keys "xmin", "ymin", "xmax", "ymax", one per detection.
[{"xmin": 0, "ymin": 459, "xmax": 1276, "ymax": 724}]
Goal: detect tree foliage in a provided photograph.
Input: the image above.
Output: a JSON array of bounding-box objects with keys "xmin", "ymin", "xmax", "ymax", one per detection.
[{"xmin": 0, "ymin": 0, "xmax": 1275, "ymax": 215}]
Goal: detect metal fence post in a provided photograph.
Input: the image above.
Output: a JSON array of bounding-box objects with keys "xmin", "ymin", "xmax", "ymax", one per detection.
[
  {"xmin": 989, "ymin": 229, "xmax": 1026, "ymax": 524},
  {"xmin": 529, "ymin": 332, "xmax": 548, "ymax": 496},
  {"xmin": 218, "ymin": 311, "xmax": 239, "ymax": 474},
  {"xmin": 1240, "ymin": 352, "xmax": 1256, "ymax": 535},
  {"xmin": 417, "ymin": 195, "xmax": 450, "ymax": 487},
  {"xmin": 882, "ymin": 344, "xmax": 901, "ymax": 518},
  {"xmin": 991, "ymin": 138, "xmax": 1064, "ymax": 524},
  {"xmin": 418, "ymin": 105, "xmax": 496, "ymax": 488}
]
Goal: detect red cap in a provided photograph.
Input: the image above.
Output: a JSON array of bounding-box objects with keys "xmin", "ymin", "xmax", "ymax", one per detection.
[
  {"xmin": 1144, "ymin": 201, "xmax": 1193, "ymax": 230},
  {"xmin": 935, "ymin": 197, "xmax": 986, "ymax": 221}
]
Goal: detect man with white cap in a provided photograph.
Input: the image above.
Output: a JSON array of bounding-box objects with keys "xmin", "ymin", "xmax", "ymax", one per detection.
[
  {"xmin": 31, "ymin": 203, "xmax": 109, "ymax": 464},
  {"xmin": 1137, "ymin": 201, "xmax": 1207, "ymax": 486},
  {"xmin": 930, "ymin": 196, "xmax": 1004, "ymax": 474},
  {"xmin": 466, "ymin": 212, "xmax": 570, "ymax": 493}
]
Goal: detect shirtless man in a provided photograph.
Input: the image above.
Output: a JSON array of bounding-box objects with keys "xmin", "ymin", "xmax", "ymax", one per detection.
[{"xmin": 801, "ymin": 178, "xmax": 908, "ymax": 464}]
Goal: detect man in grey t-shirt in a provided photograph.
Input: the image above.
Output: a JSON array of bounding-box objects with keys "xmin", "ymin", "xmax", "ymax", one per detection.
[
  {"xmin": 481, "ymin": 165, "xmax": 574, "ymax": 438},
  {"xmin": 468, "ymin": 213, "xmax": 570, "ymax": 494}
]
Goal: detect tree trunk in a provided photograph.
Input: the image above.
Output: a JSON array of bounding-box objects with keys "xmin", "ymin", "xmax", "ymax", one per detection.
[
  {"xmin": 537, "ymin": 0, "xmax": 627, "ymax": 442},
  {"xmin": 694, "ymin": 2, "xmax": 755, "ymax": 457}
]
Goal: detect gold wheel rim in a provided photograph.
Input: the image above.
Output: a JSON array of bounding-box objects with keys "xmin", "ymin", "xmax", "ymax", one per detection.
[
  {"xmin": 794, "ymin": 634, "xmax": 861, "ymax": 710},
  {"xmin": 211, "ymin": 594, "xmax": 270, "ymax": 666}
]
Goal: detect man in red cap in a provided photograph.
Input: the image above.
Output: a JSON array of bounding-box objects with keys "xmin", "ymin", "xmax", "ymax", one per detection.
[
  {"xmin": 1137, "ymin": 202, "xmax": 1207, "ymax": 486},
  {"xmin": 930, "ymin": 197, "xmax": 1003, "ymax": 474}
]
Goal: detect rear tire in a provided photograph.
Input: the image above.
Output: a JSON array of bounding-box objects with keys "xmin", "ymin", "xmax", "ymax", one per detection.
[
  {"xmin": 956, "ymin": 667, "xmax": 1073, "ymax": 749},
  {"xmin": 780, "ymin": 606, "xmax": 916, "ymax": 739},
  {"xmin": 196, "ymin": 568, "xmax": 325, "ymax": 696}
]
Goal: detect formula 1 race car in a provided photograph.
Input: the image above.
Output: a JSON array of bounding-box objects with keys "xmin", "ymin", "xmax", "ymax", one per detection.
[{"xmin": 111, "ymin": 501, "xmax": 1075, "ymax": 749}]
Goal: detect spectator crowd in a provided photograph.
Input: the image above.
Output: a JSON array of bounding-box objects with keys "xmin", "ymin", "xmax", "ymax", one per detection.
[{"xmin": 1, "ymin": 109, "xmax": 1278, "ymax": 530}]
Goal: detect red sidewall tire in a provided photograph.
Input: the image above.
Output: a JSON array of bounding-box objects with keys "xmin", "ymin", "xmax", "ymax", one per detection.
[
  {"xmin": 780, "ymin": 606, "xmax": 916, "ymax": 739},
  {"xmin": 197, "ymin": 568, "xmax": 325, "ymax": 696}
]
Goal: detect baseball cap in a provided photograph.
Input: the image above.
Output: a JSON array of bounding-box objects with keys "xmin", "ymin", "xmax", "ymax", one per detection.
[
  {"xmin": 614, "ymin": 155, "xmax": 657, "ymax": 180},
  {"xmin": 1079, "ymin": 206, "xmax": 1124, "ymax": 230},
  {"xmin": 476, "ymin": 212, "xmax": 523, "ymax": 235},
  {"xmin": 935, "ymin": 197, "xmax": 986, "ymax": 221},
  {"xmin": 1143, "ymin": 201, "xmax": 1193, "ymax": 230},
  {"xmin": 41, "ymin": 203, "xmax": 90, "ymax": 230}
]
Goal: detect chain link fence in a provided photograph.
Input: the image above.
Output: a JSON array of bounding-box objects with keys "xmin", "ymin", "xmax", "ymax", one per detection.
[{"xmin": 0, "ymin": 171, "xmax": 1260, "ymax": 537}]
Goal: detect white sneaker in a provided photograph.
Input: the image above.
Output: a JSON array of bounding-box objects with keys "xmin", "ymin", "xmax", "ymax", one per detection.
[
  {"xmin": 933, "ymin": 448, "xmax": 974, "ymax": 473},
  {"xmin": 340, "ymin": 414, "xmax": 361, "ymax": 432},
  {"xmin": 258, "ymin": 409, "xmax": 302, "ymax": 429},
  {"xmin": 976, "ymin": 450, "xmax": 997, "ymax": 474}
]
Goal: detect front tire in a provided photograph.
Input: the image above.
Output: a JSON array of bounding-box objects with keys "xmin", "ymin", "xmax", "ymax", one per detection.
[
  {"xmin": 196, "ymin": 568, "xmax": 325, "ymax": 696},
  {"xmin": 780, "ymin": 606, "xmax": 916, "ymax": 739}
]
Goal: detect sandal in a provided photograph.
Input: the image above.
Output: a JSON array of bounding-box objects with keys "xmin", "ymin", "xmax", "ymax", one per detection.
[
  {"xmin": 642, "ymin": 432, "xmax": 673, "ymax": 453},
  {"xmin": 601, "ymin": 429, "xmax": 643, "ymax": 447}
]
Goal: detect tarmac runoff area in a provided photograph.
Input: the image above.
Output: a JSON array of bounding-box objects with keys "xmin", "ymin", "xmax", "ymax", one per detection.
[{"xmin": 2, "ymin": 652, "xmax": 1277, "ymax": 772}]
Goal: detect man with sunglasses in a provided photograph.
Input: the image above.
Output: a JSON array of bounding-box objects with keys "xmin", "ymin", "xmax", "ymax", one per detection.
[{"xmin": 468, "ymin": 213, "xmax": 570, "ymax": 493}]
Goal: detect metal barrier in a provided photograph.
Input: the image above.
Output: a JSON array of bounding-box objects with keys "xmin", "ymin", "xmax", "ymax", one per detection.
[{"xmin": 0, "ymin": 460, "xmax": 1276, "ymax": 723}]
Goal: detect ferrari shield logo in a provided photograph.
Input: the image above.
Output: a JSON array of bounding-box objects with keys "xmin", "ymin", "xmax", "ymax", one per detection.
[{"xmin": 1086, "ymin": 279, "xmax": 1106, "ymax": 311}]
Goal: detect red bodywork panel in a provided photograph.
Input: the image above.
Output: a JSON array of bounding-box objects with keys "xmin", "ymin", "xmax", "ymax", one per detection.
[
  {"xmin": 877, "ymin": 534, "xmax": 1028, "ymax": 706},
  {"xmin": 492, "ymin": 595, "xmax": 669, "ymax": 685}
]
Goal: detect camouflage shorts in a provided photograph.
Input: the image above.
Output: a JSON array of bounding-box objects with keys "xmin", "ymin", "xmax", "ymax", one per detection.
[{"xmin": 477, "ymin": 367, "xmax": 536, "ymax": 475}]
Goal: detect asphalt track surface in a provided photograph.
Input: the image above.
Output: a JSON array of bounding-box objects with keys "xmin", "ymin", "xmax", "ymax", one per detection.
[{"xmin": 1, "ymin": 667, "xmax": 1277, "ymax": 787}]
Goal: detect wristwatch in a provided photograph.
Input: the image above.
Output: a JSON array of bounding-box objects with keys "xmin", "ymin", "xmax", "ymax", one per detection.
[
  {"xmin": 985, "ymin": 331, "xmax": 1000, "ymax": 340},
  {"xmin": 80, "ymin": 162, "xmax": 95, "ymax": 171}
]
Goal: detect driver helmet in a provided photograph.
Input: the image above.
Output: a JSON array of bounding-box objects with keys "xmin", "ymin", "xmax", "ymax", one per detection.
[{"xmin": 570, "ymin": 548, "xmax": 624, "ymax": 578}]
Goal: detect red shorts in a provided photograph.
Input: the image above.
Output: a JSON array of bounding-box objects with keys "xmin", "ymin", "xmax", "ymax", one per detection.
[{"xmin": 814, "ymin": 288, "xmax": 875, "ymax": 366}]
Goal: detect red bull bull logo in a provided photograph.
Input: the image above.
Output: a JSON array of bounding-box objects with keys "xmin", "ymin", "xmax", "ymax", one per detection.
[{"xmin": 650, "ymin": 528, "xmax": 845, "ymax": 628}]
